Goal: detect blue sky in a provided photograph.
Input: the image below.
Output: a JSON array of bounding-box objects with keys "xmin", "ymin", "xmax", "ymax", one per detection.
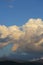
[{"xmin": 0, "ymin": 0, "xmax": 43, "ymax": 26}]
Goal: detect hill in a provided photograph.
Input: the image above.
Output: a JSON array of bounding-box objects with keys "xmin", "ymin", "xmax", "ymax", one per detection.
[{"xmin": 0, "ymin": 59, "xmax": 43, "ymax": 65}]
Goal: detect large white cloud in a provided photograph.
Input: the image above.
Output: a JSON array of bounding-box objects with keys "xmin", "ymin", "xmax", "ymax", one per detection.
[{"xmin": 0, "ymin": 18, "xmax": 43, "ymax": 53}]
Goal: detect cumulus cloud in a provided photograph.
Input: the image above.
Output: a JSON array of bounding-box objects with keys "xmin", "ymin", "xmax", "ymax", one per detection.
[
  {"xmin": 0, "ymin": 18, "xmax": 43, "ymax": 54},
  {"xmin": 11, "ymin": 44, "xmax": 19, "ymax": 51}
]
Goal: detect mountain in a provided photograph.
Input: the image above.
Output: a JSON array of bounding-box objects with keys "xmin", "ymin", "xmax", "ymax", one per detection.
[{"xmin": 0, "ymin": 59, "xmax": 43, "ymax": 65}]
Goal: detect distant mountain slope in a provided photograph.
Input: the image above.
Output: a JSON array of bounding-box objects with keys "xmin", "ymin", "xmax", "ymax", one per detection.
[{"xmin": 0, "ymin": 59, "xmax": 43, "ymax": 65}]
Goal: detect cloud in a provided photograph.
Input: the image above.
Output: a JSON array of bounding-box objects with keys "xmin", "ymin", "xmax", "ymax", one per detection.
[
  {"xmin": 11, "ymin": 44, "xmax": 19, "ymax": 51},
  {"xmin": 8, "ymin": 5, "xmax": 14, "ymax": 8},
  {"xmin": 7, "ymin": 0, "xmax": 15, "ymax": 8},
  {"xmin": 0, "ymin": 18, "xmax": 43, "ymax": 54},
  {"xmin": 0, "ymin": 25, "xmax": 9, "ymax": 38}
]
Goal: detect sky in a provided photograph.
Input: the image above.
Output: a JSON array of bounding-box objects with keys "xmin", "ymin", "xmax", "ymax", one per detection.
[
  {"xmin": 0, "ymin": 0, "xmax": 43, "ymax": 26},
  {"xmin": 0, "ymin": 0, "xmax": 43, "ymax": 62}
]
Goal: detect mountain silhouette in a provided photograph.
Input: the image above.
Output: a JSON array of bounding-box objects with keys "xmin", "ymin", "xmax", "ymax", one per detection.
[{"xmin": 0, "ymin": 59, "xmax": 43, "ymax": 65}]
